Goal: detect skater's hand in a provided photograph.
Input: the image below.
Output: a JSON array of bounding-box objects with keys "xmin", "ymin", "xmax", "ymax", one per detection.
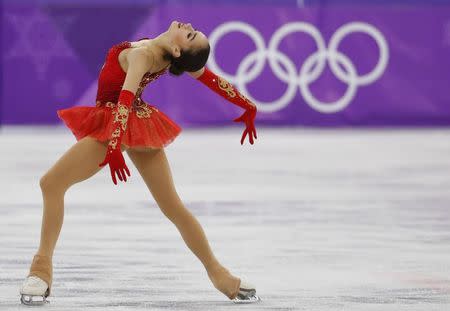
[
  {"xmin": 233, "ymin": 106, "xmax": 257, "ymax": 145},
  {"xmin": 99, "ymin": 147, "xmax": 131, "ymax": 185},
  {"xmin": 194, "ymin": 68, "xmax": 258, "ymax": 145}
]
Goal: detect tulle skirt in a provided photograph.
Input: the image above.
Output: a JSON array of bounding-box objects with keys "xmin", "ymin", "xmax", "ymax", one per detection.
[{"xmin": 57, "ymin": 101, "xmax": 182, "ymax": 149}]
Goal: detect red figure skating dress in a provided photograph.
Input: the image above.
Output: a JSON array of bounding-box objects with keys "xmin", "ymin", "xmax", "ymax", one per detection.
[{"xmin": 57, "ymin": 40, "xmax": 181, "ymax": 149}]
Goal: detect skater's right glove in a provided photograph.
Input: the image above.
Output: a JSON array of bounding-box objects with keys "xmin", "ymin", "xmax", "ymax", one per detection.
[{"xmin": 99, "ymin": 89, "xmax": 133, "ymax": 185}]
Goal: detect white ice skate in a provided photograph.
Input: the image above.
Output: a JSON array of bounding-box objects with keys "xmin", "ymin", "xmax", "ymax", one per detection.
[
  {"xmin": 20, "ymin": 276, "xmax": 50, "ymax": 306},
  {"xmin": 232, "ymin": 280, "xmax": 261, "ymax": 304}
]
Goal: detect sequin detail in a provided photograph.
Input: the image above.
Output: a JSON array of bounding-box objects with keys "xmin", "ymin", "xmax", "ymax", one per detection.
[
  {"xmin": 113, "ymin": 103, "xmax": 130, "ymax": 132},
  {"xmin": 109, "ymin": 127, "xmax": 121, "ymax": 150},
  {"xmin": 95, "ymin": 66, "xmax": 166, "ymax": 121},
  {"xmin": 218, "ymin": 77, "xmax": 237, "ymax": 98},
  {"xmin": 96, "ymin": 100, "xmax": 159, "ymax": 118},
  {"xmin": 217, "ymin": 77, "xmax": 256, "ymax": 110},
  {"xmin": 59, "ymin": 40, "xmax": 182, "ymax": 150},
  {"xmin": 130, "ymin": 69, "xmax": 167, "ymax": 117},
  {"xmin": 238, "ymin": 92, "xmax": 256, "ymax": 109},
  {"xmin": 95, "ymin": 40, "xmax": 168, "ymax": 115}
]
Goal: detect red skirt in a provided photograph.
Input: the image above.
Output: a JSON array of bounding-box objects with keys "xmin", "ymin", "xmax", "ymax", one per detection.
[{"xmin": 57, "ymin": 101, "xmax": 182, "ymax": 149}]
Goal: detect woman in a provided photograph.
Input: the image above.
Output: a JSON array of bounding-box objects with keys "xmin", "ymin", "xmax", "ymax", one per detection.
[{"xmin": 20, "ymin": 20, "xmax": 259, "ymax": 305}]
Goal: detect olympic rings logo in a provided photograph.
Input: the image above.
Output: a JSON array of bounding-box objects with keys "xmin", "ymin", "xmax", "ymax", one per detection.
[{"xmin": 208, "ymin": 21, "xmax": 389, "ymax": 113}]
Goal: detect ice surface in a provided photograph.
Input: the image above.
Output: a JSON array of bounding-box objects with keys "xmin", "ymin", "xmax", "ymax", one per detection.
[{"xmin": 0, "ymin": 126, "xmax": 449, "ymax": 310}]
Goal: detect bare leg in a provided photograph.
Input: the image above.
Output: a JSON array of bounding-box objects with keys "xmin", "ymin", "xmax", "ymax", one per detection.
[
  {"xmin": 21, "ymin": 136, "xmax": 128, "ymax": 301},
  {"xmin": 126, "ymin": 148, "xmax": 241, "ymax": 299},
  {"xmin": 37, "ymin": 137, "xmax": 125, "ymax": 258}
]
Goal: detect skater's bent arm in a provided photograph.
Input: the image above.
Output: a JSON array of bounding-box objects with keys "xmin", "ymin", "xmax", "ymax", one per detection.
[{"xmin": 121, "ymin": 49, "xmax": 153, "ymax": 94}]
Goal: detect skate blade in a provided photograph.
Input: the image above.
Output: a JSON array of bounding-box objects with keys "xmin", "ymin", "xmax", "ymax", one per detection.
[
  {"xmin": 20, "ymin": 294, "xmax": 49, "ymax": 306},
  {"xmin": 232, "ymin": 294, "xmax": 261, "ymax": 304}
]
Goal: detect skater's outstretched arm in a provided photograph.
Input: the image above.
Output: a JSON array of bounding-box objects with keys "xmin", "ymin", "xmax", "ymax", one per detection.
[
  {"xmin": 188, "ymin": 67, "xmax": 258, "ymax": 145},
  {"xmin": 99, "ymin": 48, "xmax": 154, "ymax": 185}
]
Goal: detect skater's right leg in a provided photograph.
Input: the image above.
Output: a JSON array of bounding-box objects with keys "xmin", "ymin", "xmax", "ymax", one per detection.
[
  {"xmin": 22, "ymin": 136, "xmax": 125, "ymax": 304},
  {"xmin": 36, "ymin": 136, "xmax": 115, "ymax": 258}
]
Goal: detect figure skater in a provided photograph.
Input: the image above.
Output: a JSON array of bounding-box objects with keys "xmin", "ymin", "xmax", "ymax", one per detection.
[{"xmin": 19, "ymin": 20, "xmax": 259, "ymax": 306}]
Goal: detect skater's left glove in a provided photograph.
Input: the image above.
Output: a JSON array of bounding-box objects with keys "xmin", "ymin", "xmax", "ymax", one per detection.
[
  {"xmin": 197, "ymin": 67, "xmax": 258, "ymax": 145},
  {"xmin": 99, "ymin": 90, "xmax": 133, "ymax": 185}
]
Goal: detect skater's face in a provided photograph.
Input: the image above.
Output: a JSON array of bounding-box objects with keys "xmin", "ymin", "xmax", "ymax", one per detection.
[{"xmin": 168, "ymin": 20, "xmax": 209, "ymax": 57}]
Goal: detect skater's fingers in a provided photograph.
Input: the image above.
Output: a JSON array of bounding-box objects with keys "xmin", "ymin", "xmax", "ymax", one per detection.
[
  {"xmin": 120, "ymin": 168, "xmax": 127, "ymax": 182},
  {"xmin": 124, "ymin": 164, "xmax": 131, "ymax": 177},
  {"xmin": 110, "ymin": 167, "xmax": 117, "ymax": 185},
  {"xmin": 240, "ymin": 129, "xmax": 248, "ymax": 145},
  {"xmin": 116, "ymin": 169, "xmax": 123, "ymax": 182}
]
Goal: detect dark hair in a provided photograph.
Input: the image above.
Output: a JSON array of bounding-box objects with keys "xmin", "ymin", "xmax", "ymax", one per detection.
[{"xmin": 166, "ymin": 44, "xmax": 210, "ymax": 76}]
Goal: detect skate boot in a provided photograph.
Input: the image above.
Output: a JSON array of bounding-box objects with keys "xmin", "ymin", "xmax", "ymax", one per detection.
[
  {"xmin": 207, "ymin": 265, "xmax": 260, "ymax": 303},
  {"xmin": 20, "ymin": 255, "xmax": 52, "ymax": 306},
  {"xmin": 232, "ymin": 279, "xmax": 261, "ymax": 304}
]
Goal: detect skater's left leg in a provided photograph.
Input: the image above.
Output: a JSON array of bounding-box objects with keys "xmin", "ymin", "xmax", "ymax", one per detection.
[{"xmin": 126, "ymin": 148, "xmax": 240, "ymax": 299}]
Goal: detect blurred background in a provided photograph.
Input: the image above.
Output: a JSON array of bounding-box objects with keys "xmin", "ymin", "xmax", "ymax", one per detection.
[
  {"xmin": 1, "ymin": 1, "xmax": 450, "ymax": 311},
  {"xmin": 1, "ymin": 0, "xmax": 450, "ymax": 127}
]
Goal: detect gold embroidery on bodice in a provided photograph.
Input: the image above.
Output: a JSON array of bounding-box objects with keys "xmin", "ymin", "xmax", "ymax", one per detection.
[{"xmin": 96, "ymin": 68, "xmax": 166, "ymax": 119}]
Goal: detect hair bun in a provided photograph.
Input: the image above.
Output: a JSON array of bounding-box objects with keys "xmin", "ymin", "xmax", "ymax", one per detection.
[
  {"xmin": 169, "ymin": 61, "xmax": 185, "ymax": 76},
  {"xmin": 167, "ymin": 44, "xmax": 210, "ymax": 77}
]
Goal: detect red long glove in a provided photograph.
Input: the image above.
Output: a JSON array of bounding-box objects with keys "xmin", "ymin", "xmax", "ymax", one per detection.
[
  {"xmin": 99, "ymin": 90, "xmax": 134, "ymax": 185},
  {"xmin": 197, "ymin": 68, "xmax": 258, "ymax": 145}
]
